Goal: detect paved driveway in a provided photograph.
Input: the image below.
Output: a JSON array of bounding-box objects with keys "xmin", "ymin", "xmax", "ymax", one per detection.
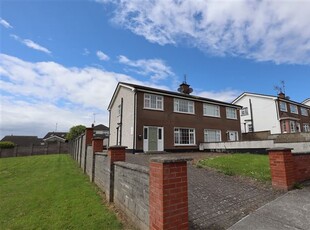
[{"xmin": 126, "ymin": 152, "xmax": 283, "ymax": 230}]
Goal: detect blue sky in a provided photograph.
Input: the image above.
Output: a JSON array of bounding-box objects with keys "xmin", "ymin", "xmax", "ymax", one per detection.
[{"xmin": 1, "ymin": 0, "xmax": 310, "ymax": 139}]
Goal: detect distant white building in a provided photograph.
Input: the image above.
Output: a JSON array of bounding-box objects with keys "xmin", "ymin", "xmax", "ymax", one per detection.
[
  {"xmin": 232, "ymin": 92, "xmax": 310, "ymax": 134},
  {"xmin": 303, "ymin": 98, "xmax": 310, "ymax": 107}
]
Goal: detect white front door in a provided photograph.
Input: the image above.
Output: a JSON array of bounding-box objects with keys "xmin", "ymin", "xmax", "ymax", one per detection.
[
  {"xmin": 143, "ymin": 126, "xmax": 164, "ymax": 152},
  {"xmin": 227, "ymin": 131, "xmax": 238, "ymax": 141}
]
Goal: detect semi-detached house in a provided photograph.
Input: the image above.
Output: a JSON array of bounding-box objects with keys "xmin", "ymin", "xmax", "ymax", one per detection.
[
  {"xmin": 232, "ymin": 92, "xmax": 310, "ymax": 134},
  {"xmin": 108, "ymin": 82, "xmax": 241, "ymax": 153}
]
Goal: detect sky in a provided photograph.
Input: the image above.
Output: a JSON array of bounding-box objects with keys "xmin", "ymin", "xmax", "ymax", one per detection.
[{"xmin": 1, "ymin": 0, "xmax": 310, "ymax": 139}]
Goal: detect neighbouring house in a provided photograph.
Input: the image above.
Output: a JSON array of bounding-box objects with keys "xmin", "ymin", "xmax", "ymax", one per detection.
[
  {"xmin": 232, "ymin": 92, "xmax": 310, "ymax": 134},
  {"xmin": 92, "ymin": 124, "xmax": 109, "ymax": 138},
  {"xmin": 1, "ymin": 135, "xmax": 43, "ymax": 146},
  {"xmin": 108, "ymin": 81, "xmax": 241, "ymax": 153},
  {"xmin": 303, "ymin": 98, "xmax": 310, "ymax": 107},
  {"xmin": 43, "ymin": 132, "xmax": 68, "ymax": 143}
]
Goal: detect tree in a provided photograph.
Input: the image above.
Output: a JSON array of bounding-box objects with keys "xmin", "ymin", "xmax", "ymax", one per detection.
[{"xmin": 66, "ymin": 125, "xmax": 86, "ymax": 140}]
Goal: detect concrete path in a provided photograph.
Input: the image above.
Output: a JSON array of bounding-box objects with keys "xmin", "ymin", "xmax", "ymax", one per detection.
[
  {"xmin": 126, "ymin": 152, "xmax": 283, "ymax": 229},
  {"xmin": 228, "ymin": 184, "xmax": 310, "ymax": 230}
]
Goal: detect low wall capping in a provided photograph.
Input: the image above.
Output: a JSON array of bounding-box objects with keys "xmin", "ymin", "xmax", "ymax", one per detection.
[
  {"xmin": 114, "ymin": 161, "xmax": 149, "ymax": 174},
  {"xmin": 150, "ymin": 157, "xmax": 193, "ymax": 163}
]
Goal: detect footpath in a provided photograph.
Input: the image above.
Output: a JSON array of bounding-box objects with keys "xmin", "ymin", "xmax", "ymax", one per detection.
[{"xmin": 228, "ymin": 182, "xmax": 310, "ymax": 230}]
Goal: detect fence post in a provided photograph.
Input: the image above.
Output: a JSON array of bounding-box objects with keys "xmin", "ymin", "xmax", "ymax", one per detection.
[
  {"xmin": 149, "ymin": 157, "xmax": 192, "ymax": 230},
  {"xmin": 107, "ymin": 145, "xmax": 126, "ymax": 202},
  {"xmin": 15, "ymin": 145, "xmax": 18, "ymax": 157},
  {"xmin": 91, "ymin": 137, "xmax": 103, "ymax": 182},
  {"xmin": 84, "ymin": 128, "xmax": 93, "ymax": 173},
  {"xmin": 268, "ymin": 148, "xmax": 295, "ymax": 190}
]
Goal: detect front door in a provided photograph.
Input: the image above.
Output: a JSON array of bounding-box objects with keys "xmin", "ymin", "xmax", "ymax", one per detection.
[{"xmin": 143, "ymin": 126, "xmax": 164, "ymax": 152}]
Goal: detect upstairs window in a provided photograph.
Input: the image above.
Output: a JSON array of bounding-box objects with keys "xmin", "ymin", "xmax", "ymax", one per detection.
[
  {"xmin": 301, "ymin": 108, "xmax": 308, "ymax": 116},
  {"xmin": 290, "ymin": 104, "xmax": 298, "ymax": 114},
  {"xmin": 226, "ymin": 107, "xmax": 237, "ymax": 119},
  {"xmin": 174, "ymin": 98, "xmax": 194, "ymax": 114},
  {"xmin": 174, "ymin": 128, "xmax": 195, "ymax": 145},
  {"xmin": 240, "ymin": 107, "xmax": 249, "ymax": 116},
  {"xmin": 203, "ymin": 104, "xmax": 220, "ymax": 117},
  {"xmin": 279, "ymin": 101, "xmax": 287, "ymax": 112},
  {"xmin": 144, "ymin": 94, "xmax": 163, "ymax": 110},
  {"xmin": 204, "ymin": 129, "xmax": 221, "ymax": 142},
  {"xmin": 117, "ymin": 104, "xmax": 121, "ymax": 116}
]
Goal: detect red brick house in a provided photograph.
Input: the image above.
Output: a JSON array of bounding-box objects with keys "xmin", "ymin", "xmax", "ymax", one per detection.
[{"xmin": 108, "ymin": 82, "xmax": 241, "ymax": 153}]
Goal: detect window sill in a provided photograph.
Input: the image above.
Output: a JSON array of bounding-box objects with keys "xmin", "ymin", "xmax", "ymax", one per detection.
[
  {"xmin": 203, "ymin": 115, "xmax": 221, "ymax": 118},
  {"xmin": 143, "ymin": 107, "xmax": 164, "ymax": 111}
]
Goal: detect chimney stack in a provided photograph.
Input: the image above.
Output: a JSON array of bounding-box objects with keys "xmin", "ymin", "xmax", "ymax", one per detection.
[
  {"xmin": 178, "ymin": 75, "xmax": 193, "ymax": 95},
  {"xmin": 278, "ymin": 92, "xmax": 286, "ymax": 99}
]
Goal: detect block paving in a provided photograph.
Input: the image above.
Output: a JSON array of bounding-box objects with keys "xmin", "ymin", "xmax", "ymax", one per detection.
[{"xmin": 126, "ymin": 152, "xmax": 284, "ymax": 229}]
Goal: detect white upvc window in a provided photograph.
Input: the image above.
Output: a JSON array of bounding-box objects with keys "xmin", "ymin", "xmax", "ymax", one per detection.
[
  {"xmin": 290, "ymin": 104, "xmax": 298, "ymax": 114},
  {"xmin": 117, "ymin": 104, "xmax": 121, "ymax": 117},
  {"xmin": 290, "ymin": 121, "xmax": 296, "ymax": 133},
  {"xmin": 301, "ymin": 108, "xmax": 308, "ymax": 116},
  {"xmin": 204, "ymin": 129, "xmax": 221, "ymax": 142},
  {"xmin": 174, "ymin": 128, "xmax": 195, "ymax": 145},
  {"xmin": 226, "ymin": 107, "xmax": 237, "ymax": 119},
  {"xmin": 174, "ymin": 98, "xmax": 194, "ymax": 114},
  {"xmin": 203, "ymin": 104, "xmax": 220, "ymax": 117},
  {"xmin": 240, "ymin": 107, "xmax": 249, "ymax": 116},
  {"xmin": 303, "ymin": 123, "xmax": 310, "ymax": 132},
  {"xmin": 279, "ymin": 101, "xmax": 287, "ymax": 112},
  {"xmin": 144, "ymin": 93, "xmax": 163, "ymax": 110}
]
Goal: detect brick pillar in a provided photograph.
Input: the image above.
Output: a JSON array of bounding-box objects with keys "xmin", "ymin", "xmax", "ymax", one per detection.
[
  {"xmin": 85, "ymin": 128, "xmax": 93, "ymax": 145},
  {"xmin": 149, "ymin": 157, "xmax": 192, "ymax": 230},
  {"xmin": 92, "ymin": 138, "xmax": 103, "ymax": 153},
  {"xmin": 108, "ymin": 145, "xmax": 126, "ymax": 163},
  {"xmin": 107, "ymin": 146, "xmax": 127, "ymax": 202},
  {"xmin": 268, "ymin": 148, "xmax": 295, "ymax": 190},
  {"xmin": 90, "ymin": 138, "xmax": 103, "ymax": 182}
]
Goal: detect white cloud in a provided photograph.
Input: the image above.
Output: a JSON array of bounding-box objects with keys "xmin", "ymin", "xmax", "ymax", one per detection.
[
  {"xmin": 10, "ymin": 34, "xmax": 51, "ymax": 54},
  {"xmin": 118, "ymin": 55, "xmax": 174, "ymax": 81},
  {"xmin": 0, "ymin": 18, "xmax": 13, "ymax": 29},
  {"xmin": 83, "ymin": 48, "xmax": 90, "ymax": 56},
  {"xmin": 197, "ymin": 89, "xmax": 241, "ymax": 103},
  {"xmin": 100, "ymin": 0, "xmax": 310, "ymax": 65},
  {"xmin": 0, "ymin": 53, "xmax": 242, "ymax": 138},
  {"xmin": 96, "ymin": 50, "xmax": 110, "ymax": 61},
  {"xmin": 0, "ymin": 53, "xmax": 166, "ymax": 138}
]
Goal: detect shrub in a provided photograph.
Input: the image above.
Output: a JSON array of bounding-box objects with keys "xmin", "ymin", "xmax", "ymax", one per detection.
[{"xmin": 0, "ymin": 141, "xmax": 16, "ymax": 149}]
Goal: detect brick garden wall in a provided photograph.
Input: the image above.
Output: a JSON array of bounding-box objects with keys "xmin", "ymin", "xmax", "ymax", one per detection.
[
  {"xmin": 70, "ymin": 128, "xmax": 191, "ymax": 230},
  {"xmin": 114, "ymin": 161, "xmax": 149, "ymax": 230},
  {"xmin": 268, "ymin": 148, "xmax": 310, "ymax": 190},
  {"xmin": 293, "ymin": 154, "xmax": 310, "ymax": 183},
  {"xmin": 93, "ymin": 153, "xmax": 111, "ymax": 200}
]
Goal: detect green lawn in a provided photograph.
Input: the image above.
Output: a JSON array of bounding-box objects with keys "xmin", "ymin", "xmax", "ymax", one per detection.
[
  {"xmin": 197, "ymin": 153, "xmax": 271, "ymax": 182},
  {"xmin": 0, "ymin": 154, "xmax": 123, "ymax": 229}
]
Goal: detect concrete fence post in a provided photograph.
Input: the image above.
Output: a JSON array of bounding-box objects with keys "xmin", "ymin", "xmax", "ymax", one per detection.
[
  {"xmin": 107, "ymin": 146, "xmax": 127, "ymax": 202},
  {"xmin": 268, "ymin": 148, "xmax": 295, "ymax": 190},
  {"xmin": 149, "ymin": 157, "xmax": 192, "ymax": 230}
]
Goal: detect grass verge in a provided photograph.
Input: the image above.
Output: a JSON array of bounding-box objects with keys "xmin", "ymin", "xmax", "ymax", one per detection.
[
  {"xmin": 0, "ymin": 154, "xmax": 122, "ymax": 229},
  {"xmin": 197, "ymin": 153, "xmax": 271, "ymax": 182}
]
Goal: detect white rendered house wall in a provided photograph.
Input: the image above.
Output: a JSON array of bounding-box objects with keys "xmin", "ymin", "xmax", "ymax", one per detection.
[
  {"xmin": 109, "ymin": 86, "xmax": 135, "ymax": 148},
  {"xmin": 235, "ymin": 95, "xmax": 281, "ymax": 134}
]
